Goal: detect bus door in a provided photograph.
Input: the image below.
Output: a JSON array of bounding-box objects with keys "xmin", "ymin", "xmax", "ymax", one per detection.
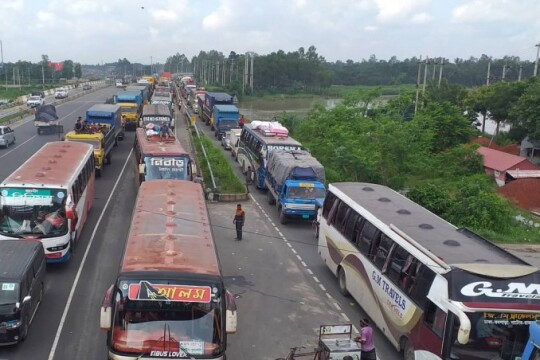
[{"xmin": 410, "ymin": 299, "xmax": 446, "ymax": 357}]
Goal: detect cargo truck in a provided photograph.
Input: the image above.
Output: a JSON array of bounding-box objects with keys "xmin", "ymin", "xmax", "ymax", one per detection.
[
  {"xmin": 125, "ymin": 85, "xmax": 150, "ymax": 105},
  {"xmin": 34, "ymin": 104, "xmax": 59, "ymax": 135},
  {"xmin": 202, "ymin": 92, "xmax": 233, "ymax": 126},
  {"xmin": 212, "ymin": 104, "xmax": 240, "ymax": 140},
  {"xmin": 64, "ymin": 104, "xmax": 123, "ymax": 177},
  {"xmin": 114, "ymin": 91, "xmax": 142, "ymax": 131},
  {"xmin": 265, "ymin": 150, "xmax": 326, "ymax": 224}
]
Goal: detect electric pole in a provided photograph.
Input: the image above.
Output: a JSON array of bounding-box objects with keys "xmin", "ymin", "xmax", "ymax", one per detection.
[
  {"xmin": 518, "ymin": 65, "xmax": 523, "ymax": 81},
  {"xmin": 502, "ymin": 63, "xmax": 506, "ymax": 82},
  {"xmin": 250, "ymin": 53, "xmax": 254, "ymax": 93},
  {"xmin": 438, "ymin": 58, "xmax": 444, "ymax": 88},
  {"xmin": 486, "ymin": 59, "xmax": 491, "ymax": 85},
  {"xmin": 422, "ymin": 56, "xmax": 428, "ymax": 95},
  {"xmin": 534, "ymin": 43, "xmax": 540, "ymax": 77},
  {"xmin": 414, "ymin": 56, "xmax": 423, "ymax": 115}
]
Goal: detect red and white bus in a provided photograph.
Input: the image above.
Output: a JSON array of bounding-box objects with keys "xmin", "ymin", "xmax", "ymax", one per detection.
[
  {"xmin": 100, "ymin": 180, "xmax": 237, "ymax": 360},
  {"xmin": 318, "ymin": 182, "xmax": 540, "ymax": 360},
  {"xmin": 0, "ymin": 141, "xmax": 95, "ymax": 263},
  {"xmin": 133, "ymin": 128, "xmax": 194, "ymax": 184}
]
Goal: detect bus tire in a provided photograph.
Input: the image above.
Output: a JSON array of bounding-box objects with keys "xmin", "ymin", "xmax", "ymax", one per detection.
[
  {"xmin": 20, "ymin": 316, "xmax": 29, "ymax": 341},
  {"xmin": 402, "ymin": 339, "xmax": 414, "ymax": 360},
  {"xmin": 106, "ymin": 153, "xmax": 112, "ymax": 165},
  {"xmin": 114, "ymin": 137, "xmax": 118, "ymax": 147},
  {"xmin": 338, "ymin": 267, "xmax": 350, "ymax": 297},
  {"xmin": 96, "ymin": 168, "xmax": 102, "ymax": 177},
  {"xmin": 267, "ymin": 191, "xmax": 275, "ymax": 205},
  {"xmin": 279, "ymin": 207, "xmax": 287, "ymax": 224}
]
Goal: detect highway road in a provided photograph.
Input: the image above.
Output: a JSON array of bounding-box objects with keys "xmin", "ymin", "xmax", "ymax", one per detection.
[
  {"xmin": 180, "ymin": 100, "xmax": 403, "ymax": 360},
  {"xmin": 1, "ymin": 84, "xmax": 535, "ymax": 360}
]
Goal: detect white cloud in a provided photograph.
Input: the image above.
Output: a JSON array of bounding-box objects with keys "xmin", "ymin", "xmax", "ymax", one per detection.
[
  {"xmin": 364, "ymin": 25, "xmax": 378, "ymax": 32},
  {"xmin": 411, "ymin": 12, "xmax": 432, "ymax": 24},
  {"xmin": 0, "ymin": 0, "xmax": 24, "ymax": 11},
  {"xmin": 294, "ymin": 0, "xmax": 308, "ymax": 9},
  {"xmin": 373, "ymin": 0, "xmax": 430, "ymax": 22},
  {"xmin": 152, "ymin": 9, "xmax": 177, "ymax": 22},
  {"xmin": 202, "ymin": 0, "xmax": 236, "ymax": 31},
  {"xmin": 451, "ymin": 0, "xmax": 540, "ymax": 23}
]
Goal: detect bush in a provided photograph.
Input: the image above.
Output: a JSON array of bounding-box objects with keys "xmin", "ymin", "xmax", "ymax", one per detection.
[{"xmin": 192, "ymin": 131, "xmax": 245, "ymax": 193}]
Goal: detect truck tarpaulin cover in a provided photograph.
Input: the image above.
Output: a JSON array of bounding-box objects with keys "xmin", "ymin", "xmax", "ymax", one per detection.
[
  {"xmin": 35, "ymin": 104, "xmax": 59, "ymax": 122},
  {"xmin": 268, "ymin": 150, "xmax": 325, "ymax": 185}
]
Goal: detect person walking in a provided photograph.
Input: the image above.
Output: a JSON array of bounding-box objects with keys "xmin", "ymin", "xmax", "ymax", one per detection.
[
  {"xmin": 239, "ymin": 114, "xmax": 245, "ymax": 128},
  {"xmin": 355, "ymin": 318, "xmax": 376, "ymax": 360},
  {"xmin": 233, "ymin": 204, "xmax": 245, "ymax": 240},
  {"xmin": 246, "ymin": 166, "xmax": 255, "ymax": 185}
]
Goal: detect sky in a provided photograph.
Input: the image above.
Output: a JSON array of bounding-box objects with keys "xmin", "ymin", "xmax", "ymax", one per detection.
[{"xmin": 1, "ymin": 0, "xmax": 540, "ymax": 65}]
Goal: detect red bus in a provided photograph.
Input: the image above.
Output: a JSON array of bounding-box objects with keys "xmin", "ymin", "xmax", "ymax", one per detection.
[
  {"xmin": 0, "ymin": 141, "xmax": 95, "ymax": 262},
  {"xmin": 133, "ymin": 128, "xmax": 194, "ymax": 184},
  {"xmin": 100, "ymin": 180, "xmax": 237, "ymax": 360}
]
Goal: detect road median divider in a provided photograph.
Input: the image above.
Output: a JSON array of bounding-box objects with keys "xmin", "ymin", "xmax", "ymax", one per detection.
[{"xmin": 191, "ymin": 123, "xmax": 248, "ymax": 201}]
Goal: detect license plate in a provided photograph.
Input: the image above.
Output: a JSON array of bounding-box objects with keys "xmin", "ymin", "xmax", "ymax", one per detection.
[{"xmin": 302, "ymin": 215, "xmax": 309, "ymax": 219}]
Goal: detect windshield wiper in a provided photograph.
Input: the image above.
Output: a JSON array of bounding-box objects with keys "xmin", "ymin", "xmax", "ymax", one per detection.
[{"xmin": 162, "ymin": 323, "xmax": 195, "ymax": 359}]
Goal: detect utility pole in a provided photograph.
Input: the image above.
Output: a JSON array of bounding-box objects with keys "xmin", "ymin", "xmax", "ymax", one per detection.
[
  {"xmin": 250, "ymin": 53, "xmax": 254, "ymax": 93},
  {"xmin": 414, "ymin": 55, "xmax": 423, "ymax": 115},
  {"xmin": 422, "ymin": 56, "xmax": 428, "ymax": 95},
  {"xmin": 534, "ymin": 43, "xmax": 540, "ymax": 77},
  {"xmin": 502, "ymin": 63, "xmax": 507, "ymax": 82},
  {"xmin": 243, "ymin": 54, "xmax": 248, "ymax": 94},
  {"xmin": 438, "ymin": 58, "xmax": 444, "ymax": 88},
  {"xmin": 486, "ymin": 59, "xmax": 491, "ymax": 85},
  {"xmin": 518, "ymin": 64, "xmax": 523, "ymax": 81},
  {"xmin": 0, "ymin": 39, "xmax": 6, "ymax": 90},
  {"xmin": 431, "ymin": 59, "xmax": 437, "ymax": 81}
]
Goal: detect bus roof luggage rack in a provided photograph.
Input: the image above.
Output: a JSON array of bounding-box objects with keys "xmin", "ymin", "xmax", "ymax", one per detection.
[{"xmin": 251, "ymin": 120, "xmax": 289, "ymax": 137}]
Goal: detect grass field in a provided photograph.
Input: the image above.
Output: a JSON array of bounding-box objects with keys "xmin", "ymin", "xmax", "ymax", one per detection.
[
  {"xmin": 0, "ymin": 85, "xmax": 56, "ymax": 101},
  {"xmin": 324, "ymin": 84, "xmax": 416, "ymax": 97}
]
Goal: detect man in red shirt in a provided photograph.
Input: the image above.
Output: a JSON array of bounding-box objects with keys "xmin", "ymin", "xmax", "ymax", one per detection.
[{"xmin": 239, "ymin": 115, "xmax": 245, "ymax": 128}]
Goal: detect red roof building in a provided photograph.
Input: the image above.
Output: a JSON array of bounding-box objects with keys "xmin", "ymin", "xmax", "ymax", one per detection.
[
  {"xmin": 477, "ymin": 146, "xmax": 540, "ymax": 186},
  {"xmin": 498, "ymin": 178, "xmax": 540, "ymax": 213}
]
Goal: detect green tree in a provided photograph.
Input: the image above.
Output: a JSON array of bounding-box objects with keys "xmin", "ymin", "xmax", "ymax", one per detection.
[
  {"xmin": 484, "ymin": 81, "xmax": 528, "ymax": 135},
  {"xmin": 409, "ymin": 102, "xmax": 474, "ymax": 153},
  {"xmin": 74, "ymin": 63, "xmax": 82, "ymax": 79},
  {"xmin": 60, "ymin": 60, "xmax": 74, "ymax": 79},
  {"xmin": 465, "ymin": 85, "xmax": 492, "ymax": 133},
  {"xmin": 509, "ymin": 78, "xmax": 540, "ymax": 140}
]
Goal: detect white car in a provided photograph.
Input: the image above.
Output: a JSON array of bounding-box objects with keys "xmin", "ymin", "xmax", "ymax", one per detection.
[
  {"xmin": 27, "ymin": 95, "xmax": 44, "ymax": 108},
  {"xmin": 54, "ymin": 88, "xmax": 68, "ymax": 99},
  {"xmin": 0, "ymin": 126, "xmax": 15, "ymax": 148}
]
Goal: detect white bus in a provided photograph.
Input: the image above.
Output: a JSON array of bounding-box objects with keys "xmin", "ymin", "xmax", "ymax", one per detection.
[
  {"xmin": 318, "ymin": 182, "xmax": 540, "ymax": 360},
  {"xmin": 0, "ymin": 142, "xmax": 95, "ymax": 263}
]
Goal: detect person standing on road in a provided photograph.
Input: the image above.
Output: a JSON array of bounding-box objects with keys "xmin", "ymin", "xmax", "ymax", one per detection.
[
  {"xmin": 246, "ymin": 166, "xmax": 255, "ymax": 185},
  {"xmin": 233, "ymin": 204, "xmax": 245, "ymax": 240},
  {"xmin": 239, "ymin": 115, "xmax": 245, "ymax": 128},
  {"xmin": 355, "ymin": 318, "xmax": 376, "ymax": 360}
]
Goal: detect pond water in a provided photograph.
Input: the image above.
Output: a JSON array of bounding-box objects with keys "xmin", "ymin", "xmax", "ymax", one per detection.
[{"xmin": 237, "ymin": 97, "xmax": 341, "ymax": 120}]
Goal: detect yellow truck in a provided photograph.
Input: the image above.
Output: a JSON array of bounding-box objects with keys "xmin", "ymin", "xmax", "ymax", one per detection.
[{"xmin": 64, "ymin": 104, "xmax": 123, "ymax": 176}]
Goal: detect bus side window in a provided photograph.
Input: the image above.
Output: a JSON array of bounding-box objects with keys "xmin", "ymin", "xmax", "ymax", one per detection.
[
  {"xmin": 322, "ymin": 192, "xmax": 337, "ymax": 219},
  {"xmin": 374, "ymin": 234, "xmax": 394, "ymax": 271},
  {"xmin": 335, "ymin": 204, "xmax": 351, "ymax": 234},
  {"xmin": 409, "ymin": 264, "xmax": 436, "ymax": 307},
  {"xmin": 327, "ymin": 199, "xmax": 340, "ymax": 226},
  {"xmin": 357, "ymin": 221, "xmax": 380, "ymax": 259},
  {"xmin": 387, "ymin": 245, "xmax": 411, "ymax": 285},
  {"xmin": 424, "ymin": 300, "xmax": 446, "ymax": 338},
  {"xmin": 343, "ymin": 211, "xmax": 360, "ymax": 243}
]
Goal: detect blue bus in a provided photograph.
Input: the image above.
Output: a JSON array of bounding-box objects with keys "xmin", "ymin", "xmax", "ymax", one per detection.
[{"xmin": 236, "ymin": 123, "xmax": 302, "ymax": 189}]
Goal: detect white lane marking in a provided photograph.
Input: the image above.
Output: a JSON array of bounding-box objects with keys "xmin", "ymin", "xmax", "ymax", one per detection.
[
  {"xmin": 341, "ymin": 313, "xmax": 350, "ymax": 322},
  {"xmin": 319, "ymin": 284, "xmax": 327, "ymax": 291},
  {"xmin": 326, "ymin": 293, "xmax": 333, "ymax": 299},
  {"xmin": 291, "ymin": 248, "xmax": 297, "ymax": 254},
  {"xmin": 296, "ymin": 255, "xmax": 302, "ymax": 261},
  {"xmin": 301, "ymin": 261, "xmax": 308, "ymax": 267},
  {"xmin": 313, "ymin": 276, "xmax": 320, "ymax": 283},
  {"xmin": 0, "ymin": 101, "xmax": 96, "ymax": 159},
  {"xmin": 333, "ymin": 302, "xmax": 342, "ymax": 311},
  {"xmin": 307, "ymin": 269, "xmax": 313, "ymax": 275},
  {"xmin": 47, "ymin": 148, "xmax": 133, "ymax": 360},
  {"xmin": 286, "ymin": 243, "xmax": 292, "ymax": 248}
]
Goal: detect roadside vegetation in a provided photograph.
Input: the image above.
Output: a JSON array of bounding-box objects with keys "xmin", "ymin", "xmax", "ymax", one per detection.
[
  {"xmin": 192, "ymin": 130, "xmax": 245, "ymax": 194},
  {"xmin": 281, "ymin": 78, "xmax": 540, "ymax": 243}
]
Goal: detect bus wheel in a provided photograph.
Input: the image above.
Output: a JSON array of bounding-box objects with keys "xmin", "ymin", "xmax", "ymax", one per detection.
[
  {"xmin": 20, "ymin": 316, "xmax": 29, "ymax": 341},
  {"xmin": 403, "ymin": 339, "xmax": 414, "ymax": 360},
  {"xmin": 106, "ymin": 154, "xmax": 112, "ymax": 165},
  {"xmin": 96, "ymin": 168, "xmax": 102, "ymax": 177},
  {"xmin": 338, "ymin": 267, "xmax": 350, "ymax": 296},
  {"xmin": 278, "ymin": 207, "xmax": 287, "ymax": 224},
  {"xmin": 267, "ymin": 191, "xmax": 275, "ymax": 205}
]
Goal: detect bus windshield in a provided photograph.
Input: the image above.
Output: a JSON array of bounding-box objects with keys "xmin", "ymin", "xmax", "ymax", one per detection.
[
  {"xmin": 144, "ymin": 156, "xmax": 189, "ymax": 181},
  {"xmin": 287, "ymin": 186, "xmax": 326, "ymax": 200},
  {"xmin": 450, "ymin": 312, "xmax": 531, "ymax": 360},
  {"xmin": 0, "ymin": 188, "xmax": 68, "ymax": 238},
  {"xmin": 112, "ymin": 282, "xmax": 223, "ymax": 357}
]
